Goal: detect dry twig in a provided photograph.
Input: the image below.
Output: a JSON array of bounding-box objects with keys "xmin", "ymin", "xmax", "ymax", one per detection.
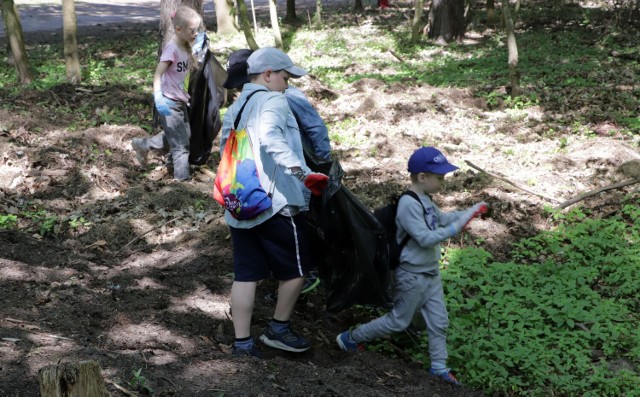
[
  {"xmin": 388, "ymin": 49, "xmax": 405, "ymax": 62},
  {"xmin": 465, "ymin": 160, "xmax": 560, "ymax": 203},
  {"xmin": 106, "ymin": 380, "xmax": 138, "ymax": 397},
  {"xmin": 118, "ymin": 216, "xmax": 183, "ymax": 253},
  {"xmin": 555, "ymin": 178, "xmax": 640, "ymax": 210}
]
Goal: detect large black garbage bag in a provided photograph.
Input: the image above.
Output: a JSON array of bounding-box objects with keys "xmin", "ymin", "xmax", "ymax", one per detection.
[
  {"xmin": 188, "ymin": 36, "xmax": 226, "ymax": 165},
  {"xmin": 304, "ymin": 155, "xmax": 392, "ymax": 313}
]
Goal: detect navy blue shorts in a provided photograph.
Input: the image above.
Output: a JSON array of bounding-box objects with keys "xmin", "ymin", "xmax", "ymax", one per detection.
[{"xmin": 230, "ymin": 213, "xmax": 313, "ymax": 282}]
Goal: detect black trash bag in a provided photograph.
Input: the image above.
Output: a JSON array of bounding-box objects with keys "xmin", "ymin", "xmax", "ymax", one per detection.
[
  {"xmin": 187, "ymin": 34, "xmax": 227, "ymax": 165},
  {"xmin": 304, "ymin": 153, "xmax": 392, "ymax": 313}
]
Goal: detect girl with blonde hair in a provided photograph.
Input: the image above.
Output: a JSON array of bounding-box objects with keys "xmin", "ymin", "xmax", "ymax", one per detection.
[{"xmin": 131, "ymin": 5, "xmax": 203, "ymax": 181}]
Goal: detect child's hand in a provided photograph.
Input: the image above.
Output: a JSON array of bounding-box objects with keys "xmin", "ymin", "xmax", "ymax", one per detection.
[
  {"xmin": 154, "ymin": 91, "xmax": 171, "ymax": 116},
  {"xmin": 304, "ymin": 173, "xmax": 329, "ymax": 196},
  {"xmin": 447, "ymin": 202, "xmax": 489, "ymax": 237},
  {"xmin": 462, "ymin": 202, "xmax": 489, "ymax": 229}
]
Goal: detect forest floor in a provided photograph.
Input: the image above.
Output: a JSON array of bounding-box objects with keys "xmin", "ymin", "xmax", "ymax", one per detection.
[{"xmin": 1, "ymin": 2, "xmax": 640, "ymax": 396}]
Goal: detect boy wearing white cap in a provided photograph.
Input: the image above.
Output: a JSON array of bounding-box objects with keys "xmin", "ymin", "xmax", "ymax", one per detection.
[
  {"xmin": 336, "ymin": 146, "xmax": 487, "ymax": 386},
  {"xmin": 220, "ymin": 47, "xmax": 328, "ymax": 357}
]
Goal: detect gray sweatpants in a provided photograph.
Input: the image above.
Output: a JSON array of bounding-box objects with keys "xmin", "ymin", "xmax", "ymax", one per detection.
[
  {"xmin": 351, "ymin": 267, "xmax": 449, "ymax": 369},
  {"xmin": 143, "ymin": 98, "xmax": 191, "ymax": 181}
]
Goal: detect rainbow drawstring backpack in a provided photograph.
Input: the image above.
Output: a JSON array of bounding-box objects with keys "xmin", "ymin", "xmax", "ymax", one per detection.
[{"xmin": 213, "ymin": 90, "xmax": 273, "ymax": 220}]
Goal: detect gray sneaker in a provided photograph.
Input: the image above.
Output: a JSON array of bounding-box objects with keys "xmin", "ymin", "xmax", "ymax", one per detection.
[{"xmin": 131, "ymin": 138, "xmax": 148, "ymax": 165}]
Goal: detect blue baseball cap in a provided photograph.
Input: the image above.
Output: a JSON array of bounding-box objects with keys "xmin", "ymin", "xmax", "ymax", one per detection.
[{"xmin": 407, "ymin": 147, "xmax": 459, "ymax": 175}]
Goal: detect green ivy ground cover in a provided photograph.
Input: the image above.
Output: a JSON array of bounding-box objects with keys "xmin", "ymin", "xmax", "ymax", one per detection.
[{"xmin": 429, "ymin": 204, "xmax": 640, "ymax": 396}]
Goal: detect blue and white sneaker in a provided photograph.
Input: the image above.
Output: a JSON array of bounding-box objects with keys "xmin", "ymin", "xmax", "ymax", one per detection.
[
  {"xmin": 259, "ymin": 324, "xmax": 310, "ymax": 353},
  {"xmin": 428, "ymin": 368, "xmax": 461, "ymax": 386},
  {"xmin": 336, "ymin": 331, "xmax": 365, "ymax": 352}
]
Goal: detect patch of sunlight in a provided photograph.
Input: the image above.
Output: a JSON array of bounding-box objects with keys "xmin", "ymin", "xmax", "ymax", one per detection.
[
  {"xmin": 25, "ymin": 332, "xmax": 75, "ymax": 347},
  {"xmin": 0, "ymin": 260, "xmax": 30, "ymax": 280},
  {"xmin": 0, "ymin": 260, "xmax": 79, "ymax": 282},
  {"xmin": 25, "ymin": 338, "xmax": 79, "ymax": 375},
  {"xmin": 0, "ymin": 343, "xmax": 21, "ymax": 365},
  {"xmin": 86, "ymin": 184, "xmax": 122, "ymax": 201},
  {"xmin": 132, "ymin": 277, "xmax": 167, "ymax": 290},
  {"xmin": 106, "ymin": 323, "xmax": 196, "ymax": 353},
  {"xmin": 168, "ymin": 287, "xmax": 230, "ymax": 320},
  {"xmin": 124, "ymin": 246, "xmax": 198, "ymax": 274},
  {"xmin": 146, "ymin": 349, "xmax": 178, "ymax": 366},
  {"xmin": 179, "ymin": 359, "xmax": 248, "ymax": 384},
  {"xmin": 0, "ymin": 165, "xmax": 23, "ymax": 189}
]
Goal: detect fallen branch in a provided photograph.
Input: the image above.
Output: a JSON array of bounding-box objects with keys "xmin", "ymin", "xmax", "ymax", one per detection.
[
  {"xmin": 554, "ymin": 177, "xmax": 640, "ymax": 210},
  {"xmin": 118, "ymin": 216, "xmax": 183, "ymax": 253},
  {"xmin": 388, "ymin": 49, "xmax": 405, "ymax": 62},
  {"xmin": 198, "ymin": 167, "xmax": 216, "ymax": 180},
  {"xmin": 465, "ymin": 160, "xmax": 560, "ymax": 203},
  {"xmin": 106, "ymin": 380, "xmax": 138, "ymax": 397}
]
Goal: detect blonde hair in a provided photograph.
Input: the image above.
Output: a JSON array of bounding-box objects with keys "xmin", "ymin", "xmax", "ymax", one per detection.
[{"xmin": 172, "ymin": 6, "xmax": 202, "ymax": 71}]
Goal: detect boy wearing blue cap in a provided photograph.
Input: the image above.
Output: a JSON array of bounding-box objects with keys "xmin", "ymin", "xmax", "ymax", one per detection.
[{"xmin": 336, "ymin": 146, "xmax": 487, "ymax": 386}]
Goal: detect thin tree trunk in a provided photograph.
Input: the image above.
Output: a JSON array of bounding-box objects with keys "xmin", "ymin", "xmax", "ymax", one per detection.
[
  {"xmin": 501, "ymin": 0, "xmax": 521, "ymax": 96},
  {"xmin": 62, "ymin": 0, "xmax": 81, "ymax": 84},
  {"xmin": 269, "ymin": 0, "xmax": 283, "ymax": 48},
  {"xmin": 183, "ymin": 0, "xmax": 204, "ymax": 14},
  {"xmin": 214, "ymin": 0, "xmax": 239, "ymax": 34},
  {"xmin": 159, "ymin": 0, "xmax": 179, "ymax": 50},
  {"xmin": 237, "ymin": 0, "xmax": 259, "ymax": 49},
  {"xmin": 411, "ymin": 0, "xmax": 425, "ymax": 41},
  {"xmin": 486, "ymin": 0, "xmax": 497, "ymax": 25},
  {"xmin": 315, "ymin": 0, "xmax": 322, "ymax": 26},
  {"xmin": 1, "ymin": 0, "xmax": 33, "ymax": 83},
  {"xmin": 353, "ymin": 0, "xmax": 363, "ymax": 13}
]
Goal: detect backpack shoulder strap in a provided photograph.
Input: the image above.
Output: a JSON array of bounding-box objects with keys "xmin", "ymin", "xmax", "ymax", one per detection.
[
  {"xmin": 233, "ymin": 89, "xmax": 268, "ymax": 130},
  {"xmin": 397, "ymin": 190, "xmax": 428, "ymax": 251}
]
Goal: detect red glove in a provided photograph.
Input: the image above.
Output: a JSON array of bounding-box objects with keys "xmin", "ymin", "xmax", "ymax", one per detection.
[
  {"xmin": 304, "ymin": 173, "xmax": 329, "ymax": 196},
  {"xmin": 463, "ymin": 202, "xmax": 489, "ymax": 229}
]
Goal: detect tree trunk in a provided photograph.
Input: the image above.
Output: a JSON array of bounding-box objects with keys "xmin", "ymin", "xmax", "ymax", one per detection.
[
  {"xmin": 411, "ymin": 0, "xmax": 425, "ymax": 41},
  {"xmin": 486, "ymin": 0, "xmax": 497, "ymax": 25},
  {"xmin": 428, "ymin": 0, "xmax": 465, "ymax": 44},
  {"xmin": 501, "ymin": 0, "xmax": 521, "ymax": 96},
  {"xmin": 1, "ymin": 0, "xmax": 33, "ymax": 83},
  {"xmin": 159, "ymin": 0, "xmax": 179, "ymax": 50},
  {"xmin": 236, "ymin": 0, "xmax": 259, "ymax": 49},
  {"xmin": 183, "ymin": 0, "xmax": 204, "ymax": 14},
  {"xmin": 38, "ymin": 360, "xmax": 110, "ymax": 397},
  {"xmin": 353, "ymin": 0, "xmax": 363, "ymax": 13},
  {"xmin": 285, "ymin": 0, "xmax": 297, "ymax": 22},
  {"xmin": 269, "ymin": 0, "xmax": 283, "ymax": 48},
  {"xmin": 214, "ymin": 0, "xmax": 239, "ymax": 33},
  {"xmin": 314, "ymin": 0, "xmax": 322, "ymax": 26},
  {"xmin": 62, "ymin": 0, "xmax": 81, "ymax": 84}
]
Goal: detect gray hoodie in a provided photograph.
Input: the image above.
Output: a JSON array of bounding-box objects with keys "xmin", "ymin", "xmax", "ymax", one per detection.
[{"xmin": 396, "ymin": 192, "xmax": 470, "ymax": 275}]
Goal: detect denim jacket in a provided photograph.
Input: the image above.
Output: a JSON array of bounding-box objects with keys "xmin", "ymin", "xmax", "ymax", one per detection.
[
  {"xmin": 220, "ymin": 83, "xmax": 312, "ymax": 229},
  {"xmin": 285, "ymin": 86, "xmax": 331, "ymax": 161}
]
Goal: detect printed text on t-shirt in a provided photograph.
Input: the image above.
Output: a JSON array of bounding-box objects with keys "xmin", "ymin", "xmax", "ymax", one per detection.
[{"xmin": 176, "ymin": 60, "xmax": 189, "ymax": 72}]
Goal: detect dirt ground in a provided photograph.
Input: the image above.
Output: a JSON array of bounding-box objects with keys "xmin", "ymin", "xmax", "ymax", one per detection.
[{"xmin": 1, "ymin": 10, "xmax": 640, "ymax": 397}]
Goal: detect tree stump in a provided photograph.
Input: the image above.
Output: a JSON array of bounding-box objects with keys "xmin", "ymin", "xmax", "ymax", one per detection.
[{"xmin": 38, "ymin": 360, "xmax": 110, "ymax": 397}]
